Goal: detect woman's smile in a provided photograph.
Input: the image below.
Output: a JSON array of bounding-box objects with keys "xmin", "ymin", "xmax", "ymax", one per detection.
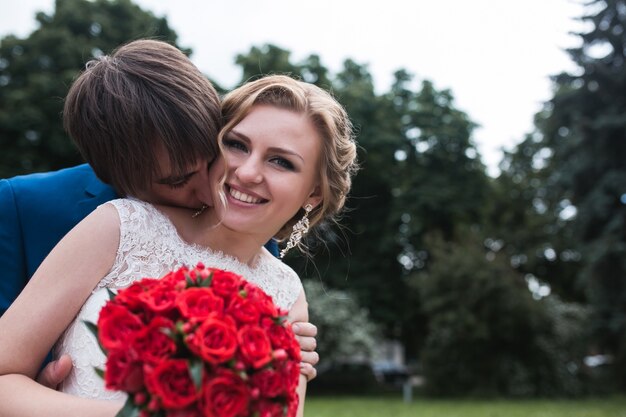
[{"xmin": 225, "ymin": 184, "xmax": 268, "ymax": 205}]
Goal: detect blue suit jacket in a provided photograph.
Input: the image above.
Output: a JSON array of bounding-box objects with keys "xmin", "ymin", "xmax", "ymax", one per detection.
[
  {"xmin": 0, "ymin": 164, "xmax": 279, "ymax": 316},
  {"xmin": 0, "ymin": 164, "xmax": 117, "ymax": 316}
]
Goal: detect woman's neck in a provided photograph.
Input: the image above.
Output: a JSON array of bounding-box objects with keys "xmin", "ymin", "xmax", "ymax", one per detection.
[
  {"xmin": 160, "ymin": 204, "xmax": 268, "ymax": 266},
  {"xmin": 203, "ymin": 227, "xmax": 266, "ymax": 266}
]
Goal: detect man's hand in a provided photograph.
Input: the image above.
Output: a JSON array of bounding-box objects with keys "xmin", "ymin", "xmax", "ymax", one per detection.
[
  {"xmin": 36, "ymin": 354, "xmax": 73, "ymax": 389},
  {"xmin": 292, "ymin": 321, "xmax": 319, "ymax": 381}
]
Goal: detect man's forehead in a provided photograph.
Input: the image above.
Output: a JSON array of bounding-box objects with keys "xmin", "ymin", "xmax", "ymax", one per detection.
[{"xmin": 152, "ymin": 143, "xmax": 211, "ymax": 181}]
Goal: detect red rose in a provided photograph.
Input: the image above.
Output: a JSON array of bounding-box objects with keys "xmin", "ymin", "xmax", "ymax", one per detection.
[
  {"xmin": 257, "ymin": 400, "xmax": 285, "ymax": 417},
  {"xmin": 162, "ymin": 267, "xmax": 189, "ymax": 285},
  {"xmin": 186, "ymin": 314, "xmax": 238, "ymax": 365},
  {"xmin": 261, "ymin": 318, "xmax": 301, "ymax": 362},
  {"xmin": 166, "ymin": 406, "xmax": 204, "ymax": 417},
  {"xmin": 104, "ymin": 348, "xmax": 144, "ymax": 393},
  {"xmin": 115, "ymin": 278, "xmax": 159, "ymax": 309},
  {"xmin": 278, "ymin": 360, "xmax": 301, "ymax": 394},
  {"xmin": 250, "ymin": 368, "xmax": 285, "ymax": 398},
  {"xmin": 177, "ymin": 287, "xmax": 224, "ymax": 320},
  {"xmin": 139, "ymin": 281, "xmax": 178, "ymax": 313},
  {"xmin": 210, "ymin": 270, "xmax": 242, "ymax": 298},
  {"xmin": 227, "ymin": 294, "xmax": 261, "ymax": 325},
  {"xmin": 284, "ymin": 326, "xmax": 302, "ymax": 362},
  {"xmin": 145, "ymin": 359, "xmax": 198, "ymax": 409},
  {"xmin": 97, "ymin": 303, "xmax": 143, "ymax": 351},
  {"xmin": 287, "ymin": 389, "xmax": 299, "ymax": 417},
  {"xmin": 243, "ymin": 283, "xmax": 278, "ymax": 317},
  {"xmin": 201, "ymin": 370, "xmax": 249, "ymax": 417},
  {"xmin": 132, "ymin": 317, "xmax": 176, "ymax": 364},
  {"xmin": 238, "ymin": 325, "xmax": 272, "ymax": 369}
]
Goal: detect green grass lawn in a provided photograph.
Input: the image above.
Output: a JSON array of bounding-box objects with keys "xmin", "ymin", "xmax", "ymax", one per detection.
[{"xmin": 305, "ymin": 395, "xmax": 626, "ymax": 417}]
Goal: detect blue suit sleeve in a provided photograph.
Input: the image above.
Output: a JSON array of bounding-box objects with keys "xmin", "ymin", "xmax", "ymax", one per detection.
[
  {"xmin": 264, "ymin": 239, "xmax": 279, "ymax": 258},
  {"xmin": 0, "ymin": 179, "xmax": 27, "ymax": 316}
]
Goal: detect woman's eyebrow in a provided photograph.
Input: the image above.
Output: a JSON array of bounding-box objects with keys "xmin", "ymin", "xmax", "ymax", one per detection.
[{"xmin": 229, "ymin": 130, "xmax": 304, "ymax": 163}]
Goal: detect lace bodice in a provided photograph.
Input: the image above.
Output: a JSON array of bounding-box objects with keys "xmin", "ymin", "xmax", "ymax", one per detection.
[{"xmin": 54, "ymin": 198, "xmax": 302, "ymax": 400}]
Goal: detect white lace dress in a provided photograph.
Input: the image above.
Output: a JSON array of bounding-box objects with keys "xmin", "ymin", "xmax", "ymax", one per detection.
[{"xmin": 53, "ymin": 198, "xmax": 302, "ymax": 400}]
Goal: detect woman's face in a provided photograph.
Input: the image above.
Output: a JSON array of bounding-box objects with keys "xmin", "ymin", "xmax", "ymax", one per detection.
[{"xmin": 209, "ymin": 104, "xmax": 322, "ymax": 238}]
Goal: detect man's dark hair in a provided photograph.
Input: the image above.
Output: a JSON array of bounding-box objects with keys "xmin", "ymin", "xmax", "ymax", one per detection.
[{"xmin": 64, "ymin": 39, "xmax": 221, "ymax": 196}]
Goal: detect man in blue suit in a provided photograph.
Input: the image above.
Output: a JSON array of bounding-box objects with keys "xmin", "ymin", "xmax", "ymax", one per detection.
[
  {"xmin": 0, "ymin": 39, "xmax": 318, "ymax": 388},
  {"xmin": 0, "ymin": 164, "xmax": 116, "ymax": 317}
]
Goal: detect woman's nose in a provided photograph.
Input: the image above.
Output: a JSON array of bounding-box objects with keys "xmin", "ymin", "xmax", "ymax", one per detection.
[{"xmin": 235, "ymin": 157, "xmax": 263, "ymax": 184}]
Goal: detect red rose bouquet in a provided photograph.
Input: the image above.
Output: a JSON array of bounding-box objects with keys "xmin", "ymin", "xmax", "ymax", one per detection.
[{"xmin": 87, "ymin": 263, "xmax": 301, "ymax": 417}]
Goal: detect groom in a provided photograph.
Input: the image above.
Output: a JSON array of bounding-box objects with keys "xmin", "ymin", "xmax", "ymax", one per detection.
[{"xmin": 0, "ymin": 39, "xmax": 318, "ymax": 386}]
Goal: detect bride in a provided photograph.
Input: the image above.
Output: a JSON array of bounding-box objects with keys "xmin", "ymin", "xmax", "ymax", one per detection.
[{"xmin": 0, "ymin": 74, "xmax": 357, "ymax": 416}]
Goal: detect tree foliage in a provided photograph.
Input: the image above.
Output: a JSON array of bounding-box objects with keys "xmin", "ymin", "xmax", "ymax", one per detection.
[
  {"xmin": 499, "ymin": 0, "xmax": 626, "ymax": 389},
  {"xmin": 0, "ymin": 0, "xmax": 186, "ymax": 177},
  {"xmin": 416, "ymin": 232, "xmax": 588, "ymax": 396},
  {"xmin": 304, "ymin": 280, "xmax": 380, "ymax": 363}
]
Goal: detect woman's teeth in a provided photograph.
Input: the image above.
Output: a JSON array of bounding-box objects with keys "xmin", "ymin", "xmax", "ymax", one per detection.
[{"xmin": 229, "ymin": 188, "xmax": 262, "ymax": 204}]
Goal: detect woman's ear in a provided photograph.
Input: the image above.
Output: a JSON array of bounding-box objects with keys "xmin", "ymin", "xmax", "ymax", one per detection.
[{"xmin": 305, "ymin": 185, "xmax": 322, "ymax": 209}]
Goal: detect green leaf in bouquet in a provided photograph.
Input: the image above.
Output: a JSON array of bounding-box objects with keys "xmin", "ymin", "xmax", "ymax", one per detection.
[
  {"xmin": 115, "ymin": 396, "xmax": 140, "ymax": 417},
  {"xmin": 106, "ymin": 288, "xmax": 117, "ymax": 300},
  {"xmin": 84, "ymin": 320, "xmax": 98, "ymax": 339},
  {"xmin": 186, "ymin": 274, "xmax": 195, "ymax": 287},
  {"xmin": 94, "ymin": 367, "xmax": 105, "ymax": 380},
  {"xmin": 188, "ymin": 358, "xmax": 204, "ymax": 391},
  {"xmin": 82, "ymin": 320, "xmax": 108, "ymax": 354},
  {"xmin": 175, "ymin": 320, "xmax": 186, "ymax": 336},
  {"xmin": 162, "ymin": 324, "xmax": 176, "ymax": 340}
]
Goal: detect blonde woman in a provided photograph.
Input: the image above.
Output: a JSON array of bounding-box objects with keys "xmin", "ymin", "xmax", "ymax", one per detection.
[{"xmin": 0, "ymin": 74, "xmax": 357, "ymax": 416}]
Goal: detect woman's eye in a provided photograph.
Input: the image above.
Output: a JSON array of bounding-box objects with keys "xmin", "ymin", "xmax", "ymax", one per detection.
[
  {"xmin": 271, "ymin": 157, "xmax": 295, "ymax": 171},
  {"xmin": 223, "ymin": 138, "xmax": 247, "ymax": 152}
]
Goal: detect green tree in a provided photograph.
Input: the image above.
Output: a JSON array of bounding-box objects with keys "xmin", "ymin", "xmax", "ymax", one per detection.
[
  {"xmin": 0, "ymin": 0, "xmax": 186, "ymax": 178},
  {"xmin": 384, "ymin": 71, "xmax": 489, "ymax": 357},
  {"xmin": 416, "ymin": 232, "xmax": 588, "ymax": 397},
  {"xmin": 486, "ymin": 131, "xmax": 585, "ymax": 304},
  {"xmin": 234, "ymin": 44, "xmax": 332, "ymax": 89},
  {"xmin": 390, "ymin": 75, "xmax": 487, "ymax": 242},
  {"xmin": 504, "ymin": 0, "xmax": 626, "ymax": 388},
  {"xmin": 324, "ymin": 59, "xmax": 407, "ymax": 339},
  {"xmin": 304, "ymin": 280, "xmax": 380, "ymax": 363}
]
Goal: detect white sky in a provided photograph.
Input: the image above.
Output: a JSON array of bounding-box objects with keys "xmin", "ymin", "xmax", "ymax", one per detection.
[{"xmin": 1, "ymin": 0, "xmax": 587, "ymax": 176}]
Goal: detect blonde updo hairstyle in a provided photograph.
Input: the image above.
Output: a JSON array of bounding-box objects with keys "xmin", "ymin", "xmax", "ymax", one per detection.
[{"xmin": 218, "ymin": 75, "xmax": 358, "ymax": 245}]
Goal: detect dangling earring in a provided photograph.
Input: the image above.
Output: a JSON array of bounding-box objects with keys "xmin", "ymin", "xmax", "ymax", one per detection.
[{"xmin": 280, "ymin": 204, "xmax": 313, "ymax": 258}]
